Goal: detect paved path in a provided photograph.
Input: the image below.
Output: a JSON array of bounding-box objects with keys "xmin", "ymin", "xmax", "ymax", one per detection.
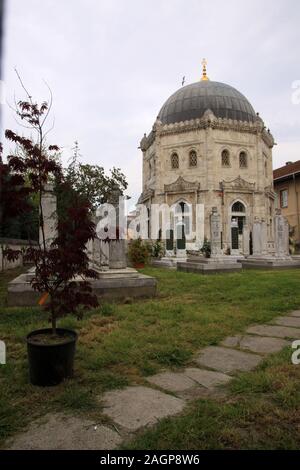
[{"xmin": 7, "ymin": 310, "xmax": 300, "ymax": 449}]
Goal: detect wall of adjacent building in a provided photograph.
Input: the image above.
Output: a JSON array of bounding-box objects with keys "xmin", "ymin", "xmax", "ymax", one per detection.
[{"xmin": 274, "ymin": 176, "xmax": 300, "ymax": 243}]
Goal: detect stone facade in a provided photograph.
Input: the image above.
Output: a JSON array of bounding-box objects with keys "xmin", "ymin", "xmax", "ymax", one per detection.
[{"xmin": 138, "ymin": 95, "xmax": 276, "ymax": 256}]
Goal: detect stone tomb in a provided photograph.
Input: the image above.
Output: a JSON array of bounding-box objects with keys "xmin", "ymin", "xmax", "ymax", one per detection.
[
  {"xmin": 177, "ymin": 208, "xmax": 242, "ymax": 274},
  {"xmin": 7, "ymin": 185, "xmax": 156, "ymax": 307},
  {"xmin": 241, "ymin": 210, "xmax": 300, "ymax": 269}
]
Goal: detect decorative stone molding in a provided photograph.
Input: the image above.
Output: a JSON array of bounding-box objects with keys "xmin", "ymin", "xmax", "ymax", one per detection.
[
  {"xmin": 264, "ymin": 185, "xmax": 276, "ymax": 200},
  {"xmin": 261, "ymin": 129, "xmax": 275, "ymax": 148},
  {"xmin": 140, "ymin": 114, "xmax": 275, "ymax": 151},
  {"xmin": 138, "ymin": 188, "xmax": 155, "ymax": 203},
  {"xmin": 164, "ymin": 176, "xmax": 200, "ymax": 194},
  {"xmin": 140, "ymin": 130, "xmax": 155, "ymax": 151},
  {"xmin": 220, "ymin": 176, "xmax": 256, "ymax": 192}
]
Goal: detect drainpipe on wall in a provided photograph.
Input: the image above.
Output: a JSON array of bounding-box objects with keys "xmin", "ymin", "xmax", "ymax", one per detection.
[{"xmin": 293, "ymin": 173, "xmax": 300, "ymax": 242}]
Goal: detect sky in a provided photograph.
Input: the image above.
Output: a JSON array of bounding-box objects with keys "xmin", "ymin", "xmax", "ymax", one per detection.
[{"xmin": 2, "ymin": 0, "xmax": 300, "ymax": 207}]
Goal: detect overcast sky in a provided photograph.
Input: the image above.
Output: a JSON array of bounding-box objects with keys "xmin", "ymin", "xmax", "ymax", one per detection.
[{"xmin": 2, "ymin": 0, "xmax": 300, "ymax": 207}]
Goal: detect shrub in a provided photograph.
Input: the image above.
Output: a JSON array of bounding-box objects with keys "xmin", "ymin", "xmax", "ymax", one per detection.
[{"xmin": 128, "ymin": 238, "xmax": 150, "ymax": 265}]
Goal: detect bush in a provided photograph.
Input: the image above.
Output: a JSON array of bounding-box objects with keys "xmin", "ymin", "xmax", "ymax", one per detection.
[
  {"xmin": 200, "ymin": 237, "xmax": 211, "ymax": 258},
  {"xmin": 151, "ymin": 239, "xmax": 165, "ymax": 259},
  {"xmin": 128, "ymin": 238, "xmax": 150, "ymax": 265}
]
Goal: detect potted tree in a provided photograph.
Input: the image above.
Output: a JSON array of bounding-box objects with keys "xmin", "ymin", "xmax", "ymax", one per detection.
[{"xmin": 2, "ymin": 91, "xmax": 99, "ymax": 386}]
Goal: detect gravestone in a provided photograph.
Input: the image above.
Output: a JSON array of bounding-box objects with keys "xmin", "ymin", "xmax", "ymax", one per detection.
[
  {"xmin": 7, "ymin": 183, "xmax": 157, "ymax": 305},
  {"xmin": 40, "ymin": 183, "xmax": 57, "ymax": 248},
  {"xmin": 177, "ymin": 207, "xmax": 242, "ymax": 274},
  {"xmin": 210, "ymin": 207, "xmax": 221, "ymax": 257},
  {"xmin": 241, "ymin": 211, "xmax": 300, "ymax": 269},
  {"xmin": 252, "ymin": 218, "xmax": 262, "ymax": 256},
  {"xmin": 261, "ymin": 219, "xmax": 268, "ymax": 255},
  {"xmin": 242, "ymin": 224, "xmax": 250, "ymax": 256},
  {"xmin": 107, "ymin": 187, "xmax": 127, "ymax": 269},
  {"xmin": 231, "ymin": 218, "xmax": 239, "ymax": 251},
  {"xmin": 274, "ymin": 210, "xmax": 289, "ymax": 258}
]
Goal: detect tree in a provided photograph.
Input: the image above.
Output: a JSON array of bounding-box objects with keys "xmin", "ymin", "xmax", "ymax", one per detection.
[
  {"xmin": 0, "ymin": 143, "xmax": 34, "ymax": 238},
  {"xmin": 2, "ymin": 85, "xmax": 99, "ymax": 335},
  {"xmin": 63, "ymin": 141, "xmax": 128, "ymax": 211}
]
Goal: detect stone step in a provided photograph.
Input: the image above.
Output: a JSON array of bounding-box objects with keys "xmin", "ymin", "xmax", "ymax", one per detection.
[
  {"xmin": 101, "ymin": 386, "xmax": 185, "ymax": 431},
  {"xmin": 7, "ymin": 413, "xmax": 122, "ymax": 450},
  {"xmin": 246, "ymin": 324, "xmax": 300, "ymax": 339},
  {"xmin": 195, "ymin": 346, "xmax": 262, "ymax": 374},
  {"xmin": 177, "ymin": 262, "xmax": 242, "ymax": 274},
  {"xmin": 272, "ymin": 316, "xmax": 300, "ymax": 328},
  {"xmin": 221, "ymin": 335, "xmax": 289, "ymax": 354},
  {"xmin": 147, "ymin": 369, "xmax": 231, "ymax": 393},
  {"xmin": 290, "ymin": 310, "xmax": 300, "ymax": 317}
]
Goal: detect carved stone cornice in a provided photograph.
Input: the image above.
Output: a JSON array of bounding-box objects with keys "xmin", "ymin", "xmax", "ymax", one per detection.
[
  {"xmin": 220, "ymin": 176, "xmax": 256, "ymax": 192},
  {"xmin": 138, "ymin": 188, "xmax": 155, "ymax": 203},
  {"xmin": 261, "ymin": 129, "xmax": 275, "ymax": 148},
  {"xmin": 264, "ymin": 184, "xmax": 276, "ymax": 200},
  {"xmin": 164, "ymin": 176, "xmax": 200, "ymax": 194},
  {"xmin": 140, "ymin": 130, "xmax": 155, "ymax": 152},
  {"xmin": 141, "ymin": 114, "xmax": 275, "ymax": 150}
]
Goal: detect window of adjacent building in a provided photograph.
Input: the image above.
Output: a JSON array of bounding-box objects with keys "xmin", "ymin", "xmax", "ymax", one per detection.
[
  {"xmin": 189, "ymin": 150, "xmax": 197, "ymax": 167},
  {"xmin": 239, "ymin": 151, "xmax": 247, "ymax": 168},
  {"xmin": 221, "ymin": 149, "xmax": 230, "ymax": 167},
  {"xmin": 171, "ymin": 152, "xmax": 179, "ymax": 169},
  {"xmin": 280, "ymin": 189, "xmax": 288, "ymax": 208}
]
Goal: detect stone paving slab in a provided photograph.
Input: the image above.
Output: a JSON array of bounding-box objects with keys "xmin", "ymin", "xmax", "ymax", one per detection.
[
  {"xmin": 246, "ymin": 324, "xmax": 300, "ymax": 339},
  {"xmin": 221, "ymin": 336, "xmax": 242, "ymax": 348},
  {"xmin": 7, "ymin": 413, "xmax": 122, "ymax": 450},
  {"xmin": 222, "ymin": 335, "xmax": 289, "ymax": 354},
  {"xmin": 147, "ymin": 371, "xmax": 196, "ymax": 392},
  {"xmin": 195, "ymin": 346, "xmax": 262, "ymax": 374},
  {"xmin": 102, "ymin": 386, "xmax": 185, "ymax": 431},
  {"xmin": 184, "ymin": 368, "xmax": 231, "ymax": 388},
  {"xmin": 290, "ymin": 310, "xmax": 300, "ymax": 317},
  {"xmin": 273, "ymin": 316, "xmax": 300, "ymax": 328}
]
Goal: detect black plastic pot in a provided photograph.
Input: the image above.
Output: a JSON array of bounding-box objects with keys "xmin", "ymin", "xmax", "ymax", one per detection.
[{"xmin": 26, "ymin": 328, "xmax": 77, "ymax": 386}]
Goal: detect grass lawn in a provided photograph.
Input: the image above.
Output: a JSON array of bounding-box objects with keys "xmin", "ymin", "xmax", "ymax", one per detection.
[{"xmin": 0, "ymin": 266, "xmax": 300, "ymax": 449}]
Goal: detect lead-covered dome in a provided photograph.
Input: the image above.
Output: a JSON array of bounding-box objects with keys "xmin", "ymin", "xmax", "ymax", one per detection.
[{"xmin": 158, "ymin": 81, "xmax": 256, "ymax": 125}]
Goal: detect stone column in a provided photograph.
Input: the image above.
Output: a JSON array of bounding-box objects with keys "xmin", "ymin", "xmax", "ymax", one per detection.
[
  {"xmin": 210, "ymin": 207, "xmax": 222, "ymax": 257},
  {"xmin": 40, "ymin": 183, "xmax": 57, "ymax": 248},
  {"xmin": 274, "ymin": 210, "xmax": 290, "ymax": 258}
]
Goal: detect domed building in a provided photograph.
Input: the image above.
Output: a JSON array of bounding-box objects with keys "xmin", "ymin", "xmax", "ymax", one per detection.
[{"xmin": 138, "ymin": 62, "xmax": 276, "ymax": 256}]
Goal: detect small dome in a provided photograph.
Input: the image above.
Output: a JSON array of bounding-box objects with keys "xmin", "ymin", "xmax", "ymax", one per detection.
[{"xmin": 158, "ymin": 81, "xmax": 256, "ymax": 125}]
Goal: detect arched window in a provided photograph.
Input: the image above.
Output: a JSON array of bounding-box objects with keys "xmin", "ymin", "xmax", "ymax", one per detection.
[
  {"xmin": 232, "ymin": 201, "xmax": 245, "ymax": 213},
  {"xmin": 239, "ymin": 151, "xmax": 247, "ymax": 168},
  {"xmin": 221, "ymin": 149, "xmax": 230, "ymax": 167},
  {"xmin": 171, "ymin": 153, "xmax": 179, "ymax": 169},
  {"xmin": 189, "ymin": 150, "xmax": 197, "ymax": 167}
]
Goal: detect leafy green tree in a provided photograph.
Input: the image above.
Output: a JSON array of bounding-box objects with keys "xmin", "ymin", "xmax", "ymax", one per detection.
[{"xmin": 62, "ymin": 141, "xmax": 128, "ymax": 212}]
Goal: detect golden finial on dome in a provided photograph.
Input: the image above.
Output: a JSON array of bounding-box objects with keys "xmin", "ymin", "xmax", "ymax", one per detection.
[{"xmin": 201, "ymin": 58, "xmax": 209, "ymax": 81}]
